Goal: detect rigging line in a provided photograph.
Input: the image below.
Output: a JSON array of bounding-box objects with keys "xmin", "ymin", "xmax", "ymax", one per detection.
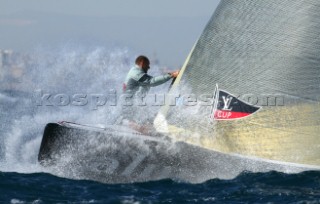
[{"xmin": 208, "ymin": 84, "xmax": 219, "ymax": 124}]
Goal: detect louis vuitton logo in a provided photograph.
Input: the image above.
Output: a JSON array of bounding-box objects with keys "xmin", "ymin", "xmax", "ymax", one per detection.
[{"xmin": 222, "ymin": 95, "xmax": 233, "ymax": 111}]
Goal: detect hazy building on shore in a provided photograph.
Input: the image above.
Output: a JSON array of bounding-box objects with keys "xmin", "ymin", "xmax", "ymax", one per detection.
[
  {"xmin": 0, "ymin": 49, "xmax": 14, "ymax": 81},
  {"xmin": 3, "ymin": 50, "xmax": 13, "ymax": 66}
]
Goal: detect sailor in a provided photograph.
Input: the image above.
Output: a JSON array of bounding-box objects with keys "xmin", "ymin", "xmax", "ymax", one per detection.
[
  {"xmin": 119, "ymin": 55, "xmax": 179, "ymax": 134},
  {"xmin": 123, "ymin": 55, "xmax": 179, "ymax": 95}
]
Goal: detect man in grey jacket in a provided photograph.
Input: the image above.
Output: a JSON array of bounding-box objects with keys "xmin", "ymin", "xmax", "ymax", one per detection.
[
  {"xmin": 120, "ymin": 55, "xmax": 179, "ymax": 134},
  {"xmin": 123, "ymin": 55, "xmax": 179, "ymax": 95}
]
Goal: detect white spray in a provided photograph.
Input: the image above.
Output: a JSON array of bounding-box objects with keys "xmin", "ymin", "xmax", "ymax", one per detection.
[{"xmin": 0, "ymin": 45, "xmax": 169, "ymax": 174}]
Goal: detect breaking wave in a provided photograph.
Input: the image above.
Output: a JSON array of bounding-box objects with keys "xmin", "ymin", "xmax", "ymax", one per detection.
[{"xmin": 0, "ymin": 45, "xmax": 170, "ymax": 175}]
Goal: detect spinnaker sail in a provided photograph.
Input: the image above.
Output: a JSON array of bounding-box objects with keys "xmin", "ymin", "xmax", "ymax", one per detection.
[{"xmin": 155, "ymin": 0, "xmax": 320, "ymax": 166}]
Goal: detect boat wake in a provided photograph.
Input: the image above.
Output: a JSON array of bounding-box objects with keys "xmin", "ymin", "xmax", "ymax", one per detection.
[{"xmin": 0, "ymin": 45, "xmax": 180, "ymax": 182}]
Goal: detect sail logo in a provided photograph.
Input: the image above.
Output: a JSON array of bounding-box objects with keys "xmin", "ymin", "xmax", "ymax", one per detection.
[
  {"xmin": 222, "ymin": 95, "xmax": 233, "ymax": 111},
  {"xmin": 210, "ymin": 85, "xmax": 261, "ymax": 121}
]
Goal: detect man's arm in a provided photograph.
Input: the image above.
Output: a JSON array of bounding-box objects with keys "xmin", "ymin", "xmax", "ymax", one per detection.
[{"xmin": 138, "ymin": 73, "xmax": 173, "ymax": 87}]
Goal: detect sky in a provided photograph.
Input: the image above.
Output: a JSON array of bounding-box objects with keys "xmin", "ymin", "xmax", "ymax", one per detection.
[{"xmin": 0, "ymin": 0, "xmax": 220, "ymax": 67}]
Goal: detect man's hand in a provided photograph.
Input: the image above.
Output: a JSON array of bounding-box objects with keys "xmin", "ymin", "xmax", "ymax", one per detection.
[{"xmin": 170, "ymin": 70, "xmax": 180, "ymax": 78}]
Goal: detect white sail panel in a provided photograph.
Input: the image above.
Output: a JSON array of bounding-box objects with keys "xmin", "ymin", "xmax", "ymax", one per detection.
[{"xmin": 156, "ymin": 0, "xmax": 320, "ymax": 166}]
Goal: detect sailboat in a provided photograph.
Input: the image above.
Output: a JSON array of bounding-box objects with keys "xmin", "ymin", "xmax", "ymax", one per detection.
[{"xmin": 38, "ymin": 0, "xmax": 320, "ymax": 183}]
